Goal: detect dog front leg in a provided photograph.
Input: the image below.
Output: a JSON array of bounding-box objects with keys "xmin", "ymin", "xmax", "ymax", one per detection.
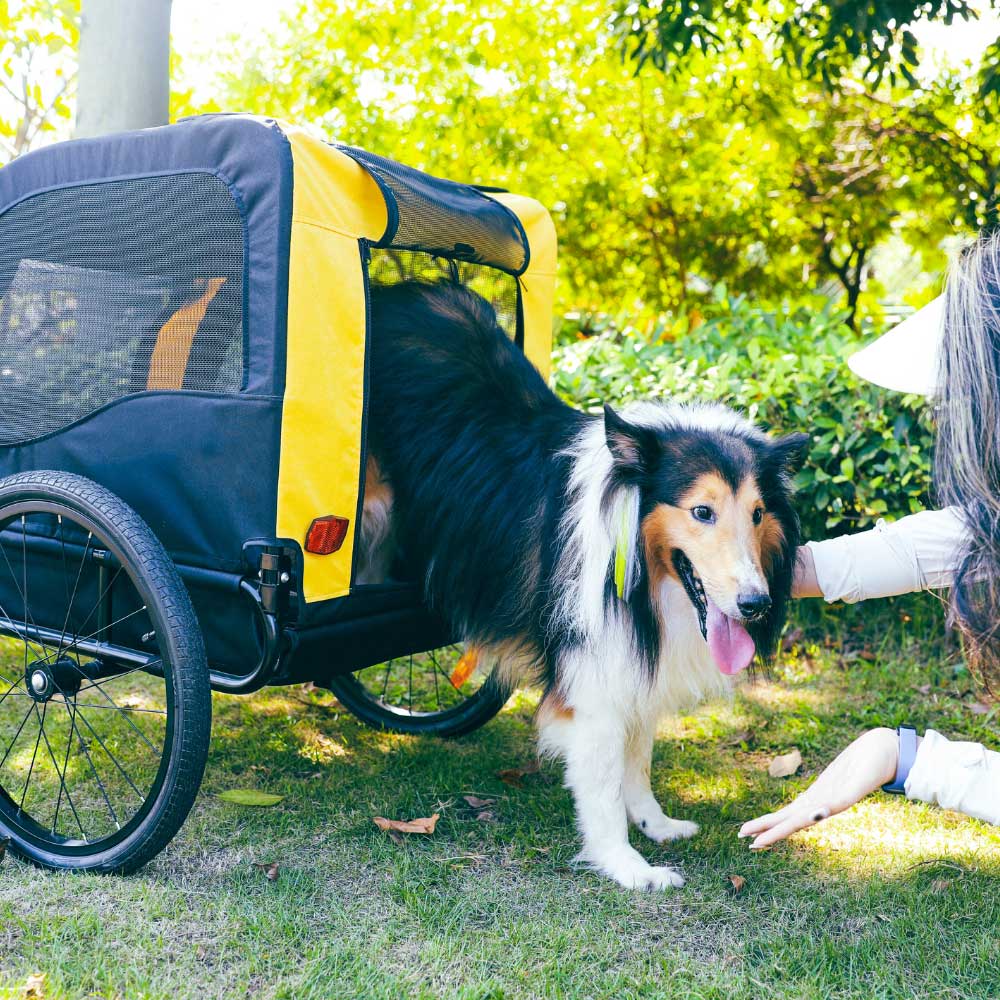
[
  {"xmin": 623, "ymin": 721, "xmax": 699, "ymax": 844},
  {"xmin": 538, "ymin": 695, "xmax": 684, "ymax": 891}
]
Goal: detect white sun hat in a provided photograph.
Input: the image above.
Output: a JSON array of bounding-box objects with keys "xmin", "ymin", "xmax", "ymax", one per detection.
[{"xmin": 847, "ymin": 295, "xmax": 945, "ymax": 397}]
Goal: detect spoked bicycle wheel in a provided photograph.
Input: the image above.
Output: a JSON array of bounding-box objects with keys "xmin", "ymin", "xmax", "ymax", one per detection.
[
  {"xmin": 0, "ymin": 472, "xmax": 211, "ymax": 873},
  {"xmin": 326, "ymin": 644, "xmax": 509, "ymax": 736}
]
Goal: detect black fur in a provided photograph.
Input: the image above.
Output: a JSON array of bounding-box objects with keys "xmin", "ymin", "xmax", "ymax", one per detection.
[
  {"xmin": 368, "ymin": 280, "xmax": 585, "ymax": 692},
  {"xmin": 368, "ymin": 279, "xmax": 805, "ymax": 688}
]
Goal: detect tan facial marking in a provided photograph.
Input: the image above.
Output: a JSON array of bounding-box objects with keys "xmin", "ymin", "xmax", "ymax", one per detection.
[
  {"xmin": 640, "ymin": 472, "xmax": 772, "ymax": 615},
  {"xmin": 758, "ymin": 512, "xmax": 786, "ymax": 575}
]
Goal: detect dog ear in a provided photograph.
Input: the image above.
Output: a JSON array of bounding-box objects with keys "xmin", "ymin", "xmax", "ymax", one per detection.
[
  {"xmin": 767, "ymin": 432, "xmax": 810, "ymax": 475},
  {"xmin": 604, "ymin": 404, "xmax": 657, "ymax": 478}
]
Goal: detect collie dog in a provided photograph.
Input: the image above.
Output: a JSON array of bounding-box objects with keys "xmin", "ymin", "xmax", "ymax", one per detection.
[{"xmin": 362, "ymin": 281, "xmax": 807, "ymax": 890}]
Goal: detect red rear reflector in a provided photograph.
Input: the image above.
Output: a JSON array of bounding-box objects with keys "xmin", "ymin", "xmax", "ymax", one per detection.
[{"xmin": 305, "ymin": 515, "xmax": 349, "ymax": 555}]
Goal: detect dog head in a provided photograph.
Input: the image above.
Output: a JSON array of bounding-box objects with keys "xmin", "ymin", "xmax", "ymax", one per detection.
[{"xmin": 604, "ymin": 403, "xmax": 808, "ymax": 675}]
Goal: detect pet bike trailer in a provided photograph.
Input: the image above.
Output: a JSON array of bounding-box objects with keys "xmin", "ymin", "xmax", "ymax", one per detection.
[{"xmin": 0, "ymin": 114, "xmax": 556, "ymax": 872}]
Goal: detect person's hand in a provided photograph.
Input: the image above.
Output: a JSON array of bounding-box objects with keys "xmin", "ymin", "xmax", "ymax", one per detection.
[{"xmin": 738, "ymin": 727, "xmax": 901, "ymax": 848}]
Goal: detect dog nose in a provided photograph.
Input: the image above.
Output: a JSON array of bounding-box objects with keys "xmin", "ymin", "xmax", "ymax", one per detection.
[{"xmin": 737, "ymin": 592, "xmax": 771, "ymax": 619}]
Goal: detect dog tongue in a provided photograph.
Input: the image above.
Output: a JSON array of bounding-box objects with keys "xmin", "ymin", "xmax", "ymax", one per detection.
[{"xmin": 706, "ymin": 599, "xmax": 755, "ymax": 675}]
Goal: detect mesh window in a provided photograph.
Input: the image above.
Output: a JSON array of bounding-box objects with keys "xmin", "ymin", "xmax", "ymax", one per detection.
[
  {"xmin": 0, "ymin": 173, "xmax": 245, "ymax": 445},
  {"xmin": 337, "ymin": 145, "xmax": 528, "ymax": 275},
  {"xmin": 368, "ymin": 249, "xmax": 521, "ymax": 343}
]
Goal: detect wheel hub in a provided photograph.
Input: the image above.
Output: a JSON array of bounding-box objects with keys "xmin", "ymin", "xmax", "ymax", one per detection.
[{"xmin": 25, "ymin": 656, "xmax": 81, "ymax": 702}]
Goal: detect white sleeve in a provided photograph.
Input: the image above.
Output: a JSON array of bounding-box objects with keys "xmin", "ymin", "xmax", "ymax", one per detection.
[
  {"xmin": 805, "ymin": 507, "xmax": 970, "ymax": 604},
  {"xmin": 905, "ymin": 729, "xmax": 1000, "ymax": 825}
]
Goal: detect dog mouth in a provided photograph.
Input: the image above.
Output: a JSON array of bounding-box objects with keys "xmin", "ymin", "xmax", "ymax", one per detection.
[{"xmin": 671, "ymin": 550, "xmax": 756, "ymax": 676}]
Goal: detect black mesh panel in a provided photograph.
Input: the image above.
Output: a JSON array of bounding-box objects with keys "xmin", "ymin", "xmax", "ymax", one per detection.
[
  {"xmin": 368, "ymin": 250, "xmax": 520, "ymax": 343},
  {"xmin": 338, "ymin": 145, "xmax": 528, "ymax": 275},
  {"xmin": 0, "ymin": 173, "xmax": 245, "ymax": 445}
]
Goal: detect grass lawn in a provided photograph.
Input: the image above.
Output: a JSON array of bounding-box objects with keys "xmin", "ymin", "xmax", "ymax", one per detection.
[{"xmin": 1, "ymin": 596, "xmax": 998, "ymax": 1000}]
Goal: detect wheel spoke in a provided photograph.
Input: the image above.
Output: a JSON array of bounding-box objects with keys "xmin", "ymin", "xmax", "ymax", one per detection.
[
  {"xmin": 430, "ymin": 650, "xmax": 459, "ymax": 692},
  {"xmin": 0, "ymin": 677, "xmax": 23, "ymax": 710},
  {"xmin": 52, "ymin": 695, "xmax": 77, "ymax": 834},
  {"xmin": 63, "ymin": 698, "xmax": 120, "ymax": 832},
  {"xmin": 74, "ymin": 658, "xmax": 163, "ymax": 696},
  {"xmin": 72, "ymin": 706, "xmax": 149, "ymax": 803},
  {"xmin": 18, "ymin": 701, "xmax": 46, "ymax": 812},
  {"xmin": 430, "ymin": 649, "xmax": 441, "ymax": 710},
  {"xmin": 0, "ymin": 701, "xmax": 36, "ymax": 773},
  {"xmin": 32, "ymin": 601, "xmax": 146, "ymax": 670},
  {"xmin": 56, "ymin": 565, "xmax": 123, "ymax": 663},
  {"xmin": 0, "ymin": 596, "xmax": 50, "ymax": 661},
  {"xmin": 0, "ymin": 486, "xmax": 201, "ymax": 868},
  {"xmin": 53, "ymin": 530, "xmax": 93, "ymax": 662},
  {"xmin": 58, "ymin": 655, "xmax": 161, "ymax": 757},
  {"xmin": 408, "ymin": 654, "xmax": 414, "ymax": 715},
  {"xmin": 36, "ymin": 697, "xmax": 88, "ymax": 841},
  {"xmin": 0, "ymin": 535, "xmax": 43, "ymax": 642}
]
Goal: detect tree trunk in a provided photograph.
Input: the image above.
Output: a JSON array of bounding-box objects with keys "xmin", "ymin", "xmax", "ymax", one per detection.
[{"xmin": 75, "ymin": 0, "xmax": 173, "ymax": 139}]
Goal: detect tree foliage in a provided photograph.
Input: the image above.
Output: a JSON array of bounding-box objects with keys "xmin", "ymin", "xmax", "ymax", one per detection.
[
  {"xmin": 0, "ymin": 0, "xmax": 78, "ymax": 164},
  {"xmin": 613, "ymin": 0, "xmax": 991, "ymax": 88},
  {"xmin": 208, "ymin": 0, "xmax": 986, "ymax": 322},
  {"xmin": 554, "ymin": 289, "xmax": 934, "ymax": 540}
]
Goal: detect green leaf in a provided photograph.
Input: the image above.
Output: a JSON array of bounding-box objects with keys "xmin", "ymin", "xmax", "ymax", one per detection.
[{"xmin": 218, "ymin": 789, "xmax": 285, "ymax": 807}]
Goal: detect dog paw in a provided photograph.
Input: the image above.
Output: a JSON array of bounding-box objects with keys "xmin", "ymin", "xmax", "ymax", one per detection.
[
  {"xmin": 588, "ymin": 846, "xmax": 686, "ymax": 891},
  {"xmin": 637, "ymin": 815, "xmax": 700, "ymax": 844}
]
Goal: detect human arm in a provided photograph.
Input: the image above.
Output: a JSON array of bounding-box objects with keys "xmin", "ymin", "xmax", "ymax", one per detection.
[
  {"xmin": 739, "ymin": 727, "xmax": 1000, "ymax": 848},
  {"xmin": 792, "ymin": 506, "xmax": 969, "ymax": 602}
]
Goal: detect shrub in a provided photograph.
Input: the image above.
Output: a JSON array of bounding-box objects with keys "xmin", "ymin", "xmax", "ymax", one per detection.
[{"xmin": 552, "ymin": 287, "xmax": 935, "ymax": 541}]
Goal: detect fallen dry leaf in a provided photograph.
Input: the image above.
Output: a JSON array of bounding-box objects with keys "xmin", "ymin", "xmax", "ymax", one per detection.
[
  {"xmin": 968, "ymin": 702, "xmax": 991, "ymax": 715},
  {"xmin": 253, "ymin": 861, "xmax": 280, "ymax": 881},
  {"xmin": 497, "ymin": 761, "xmax": 540, "ymax": 786},
  {"xmin": 768, "ymin": 749, "xmax": 802, "ymax": 778},
  {"xmin": 302, "ymin": 681, "xmax": 318, "ymax": 693},
  {"xmin": 932, "ymin": 878, "xmax": 952, "ymax": 892},
  {"xmin": 726, "ymin": 874, "xmax": 746, "ymax": 894},
  {"xmin": 373, "ymin": 813, "xmax": 440, "ymax": 835},
  {"xmin": 474, "ymin": 809, "xmax": 496, "ymax": 822},
  {"xmin": 23, "ymin": 973, "xmax": 45, "ymax": 999},
  {"xmin": 917, "ymin": 684, "xmax": 932, "ymax": 695},
  {"xmin": 462, "ymin": 795, "xmax": 495, "ymax": 809}
]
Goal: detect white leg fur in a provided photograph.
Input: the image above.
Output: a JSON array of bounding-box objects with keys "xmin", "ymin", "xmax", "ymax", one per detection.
[
  {"xmin": 538, "ymin": 674, "xmax": 685, "ymax": 891},
  {"xmin": 623, "ymin": 720, "xmax": 699, "ymax": 844}
]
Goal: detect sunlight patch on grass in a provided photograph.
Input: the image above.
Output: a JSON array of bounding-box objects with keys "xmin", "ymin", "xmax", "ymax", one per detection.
[
  {"xmin": 799, "ymin": 798, "xmax": 1000, "ymax": 865},
  {"xmin": 295, "ymin": 724, "xmax": 350, "ymax": 764}
]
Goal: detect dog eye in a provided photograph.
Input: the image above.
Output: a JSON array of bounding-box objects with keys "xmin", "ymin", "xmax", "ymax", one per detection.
[
  {"xmin": 691, "ymin": 505, "xmax": 716, "ymax": 524},
  {"xmin": 753, "ymin": 507, "xmax": 764, "ymax": 525}
]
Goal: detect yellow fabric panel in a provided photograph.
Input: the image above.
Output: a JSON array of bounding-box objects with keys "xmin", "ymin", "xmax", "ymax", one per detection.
[
  {"xmin": 146, "ymin": 278, "xmax": 226, "ymax": 390},
  {"xmin": 488, "ymin": 192, "xmax": 557, "ymax": 382},
  {"xmin": 279, "ymin": 128, "xmax": 387, "ymax": 602},
  {"xmin": 279, "ymin": 123, "xmax": 387, "ymax": 240}
]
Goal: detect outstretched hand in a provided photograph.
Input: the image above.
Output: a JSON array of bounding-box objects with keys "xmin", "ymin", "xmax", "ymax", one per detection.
[{"xmin": 738, "ymin": 727, "xmax": 901, "ymax": 849}]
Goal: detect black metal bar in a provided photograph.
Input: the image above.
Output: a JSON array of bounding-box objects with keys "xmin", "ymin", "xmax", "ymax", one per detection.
[
  {"xmin": 206, "ymin": 579, "xmax": 285, "ymax": 695},
  {"xmin": 0, "ymin": 529, "xmax": 244, "ymax": 594},
  {"xmin": 0, "ymin": 618, "xmax": 155, "ymax": 668}
]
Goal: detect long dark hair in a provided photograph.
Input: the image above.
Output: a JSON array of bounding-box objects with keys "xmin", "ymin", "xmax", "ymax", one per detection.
[{"xmin": 935, "ymin": 231, "xmax": 1000, "ymax": 688}]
